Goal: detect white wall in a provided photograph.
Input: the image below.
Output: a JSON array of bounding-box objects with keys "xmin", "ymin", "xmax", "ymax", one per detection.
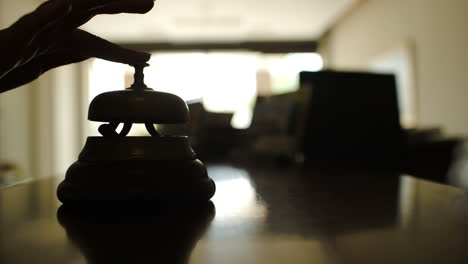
[
  {"xmin": 0, "ymin": 0, "xmax": 84, "ymax": 178},
  {"xmin": 50, "ymin": 64, "xmax": 85, "ymax": 176},
  {"xmin": 0, "ymin": 0, "xmax": 37, "ymax": 177},
  {"xmin": 0, "ymin": 84, "xmax": 33, "ymax": 177},
  {"xmin": 320, "ymin": 0, "xmax": 468, "ymax": 137}
]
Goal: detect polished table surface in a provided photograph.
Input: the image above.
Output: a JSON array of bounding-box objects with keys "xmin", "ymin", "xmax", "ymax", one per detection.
[{"xmin": 1, "ymin": 163, "xmax": 468, "ymax": 264}]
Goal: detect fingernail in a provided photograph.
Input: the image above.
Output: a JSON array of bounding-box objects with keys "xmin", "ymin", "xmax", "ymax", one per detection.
[
  {"xmin": 138, "ymin": 52, "xmax": 151, "ymax": 62},
  {"xmin": 129, "ymin": 52, "xmax": 151, "ymax": 63}
]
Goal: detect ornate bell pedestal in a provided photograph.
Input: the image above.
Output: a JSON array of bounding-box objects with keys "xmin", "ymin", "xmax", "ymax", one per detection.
[{"xmin": 57, "ymin": 64, "xmax": 215, "ymax": 204}]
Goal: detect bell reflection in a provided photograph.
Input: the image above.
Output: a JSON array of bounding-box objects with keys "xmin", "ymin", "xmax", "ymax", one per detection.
[{"xmin": 57, "ymin": 203, "xmax": 215, "ymax": 264}]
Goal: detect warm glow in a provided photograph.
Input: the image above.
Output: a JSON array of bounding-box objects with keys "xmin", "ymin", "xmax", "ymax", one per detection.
[
  {"xmin": 88, "ymin": 59, "xmax": 126, "ymax": 102},
  {"xmin": 209, "ymin": 166, "xmax": 265, "ymax": 220},
  {"xmin": 206, "ymin": 165, "xmax": 268, "ymax": 240},
  {"xmin": 145, "ymin": 52, "xmax": 258, "ymax": 129}
]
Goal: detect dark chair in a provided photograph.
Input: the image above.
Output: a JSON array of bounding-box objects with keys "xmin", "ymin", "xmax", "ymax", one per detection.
[
  {"xmin": 299, "ymin": 70, "xmax": 464, "ymax": 179},
  {"xmin": 299, "ymin": 71, "xmax": 405, "ymax": 167}
]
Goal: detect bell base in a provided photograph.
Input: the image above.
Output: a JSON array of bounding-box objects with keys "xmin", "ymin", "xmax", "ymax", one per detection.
[{"xmin": 57, "ymin": 159, "xmax": 215, "ymax": 204}]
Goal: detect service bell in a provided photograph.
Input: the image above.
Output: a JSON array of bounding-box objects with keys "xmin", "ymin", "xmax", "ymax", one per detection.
[{"xmin": 57, "ymin": 63, "xmax": 216, "ymax": 203}]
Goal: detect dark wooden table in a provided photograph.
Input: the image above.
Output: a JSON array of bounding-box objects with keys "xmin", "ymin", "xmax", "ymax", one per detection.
[{"xmin": 1, "ymin": 163, "xmax": 467, "ymax": 264}]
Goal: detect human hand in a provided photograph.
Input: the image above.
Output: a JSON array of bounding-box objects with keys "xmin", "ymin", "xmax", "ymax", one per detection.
[{"xmin": 0, "ymin": 0, "xmax": 155, "ymax": 92}]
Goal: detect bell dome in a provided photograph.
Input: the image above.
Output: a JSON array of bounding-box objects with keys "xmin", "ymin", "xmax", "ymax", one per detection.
[{"xmin": 87, "ymin": 63, "xmax": 189, "ymax": 124}]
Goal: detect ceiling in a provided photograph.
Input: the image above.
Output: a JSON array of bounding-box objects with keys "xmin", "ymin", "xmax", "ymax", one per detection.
[{"xmin": 83, "ymin": 0, "xmax": 357, "ymax": 43}]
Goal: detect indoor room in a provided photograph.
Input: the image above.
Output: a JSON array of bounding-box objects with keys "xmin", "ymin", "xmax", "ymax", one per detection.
[{"xmin": 0, "ymin": 0, "xmax": 467, "ymax": 263}]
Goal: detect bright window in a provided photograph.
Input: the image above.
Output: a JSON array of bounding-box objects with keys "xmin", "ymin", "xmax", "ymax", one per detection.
[{"xmin": 88, "ymin": 51, "xmax": 323, "ymax": 130}]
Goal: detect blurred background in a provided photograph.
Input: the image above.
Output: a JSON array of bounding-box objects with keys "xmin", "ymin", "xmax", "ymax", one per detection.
[{"xmin": 0, "ymin": 0, "xmax": 467, "ymax": 183}]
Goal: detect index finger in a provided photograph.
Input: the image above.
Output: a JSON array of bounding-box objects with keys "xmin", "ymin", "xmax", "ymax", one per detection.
[
  {"xmin": 4, "ymin": 0, "xmax": 155, "ymax": 70},
  {"xmin": 7, "ymin": 0, "xmax": 155, "ymax": 44},
  {"xmin": 78, "ymin": 0, "xmax": 155, "ymax": 14},
  {"xmin": 64, "ymin": 0, "xmax": 155, "ymax": 30}
]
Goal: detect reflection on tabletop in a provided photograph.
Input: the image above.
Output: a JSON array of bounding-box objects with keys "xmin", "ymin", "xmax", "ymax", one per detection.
[
  {"xmin": 0, "ymin": 163, "xmax": 468, "ymax": 263},
  {"xmin": 204, "ymin": 164, "xmax": 468, "ymax": 264},
  {"xmin": 57, "ymin": 202, "xmax": 215, "ymax": 264}
]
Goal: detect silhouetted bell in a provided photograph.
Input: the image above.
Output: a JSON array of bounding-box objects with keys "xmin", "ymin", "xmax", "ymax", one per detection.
[{"xmin": 57, "ymin": 63, "xmax": 216, "ymax": 203}]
